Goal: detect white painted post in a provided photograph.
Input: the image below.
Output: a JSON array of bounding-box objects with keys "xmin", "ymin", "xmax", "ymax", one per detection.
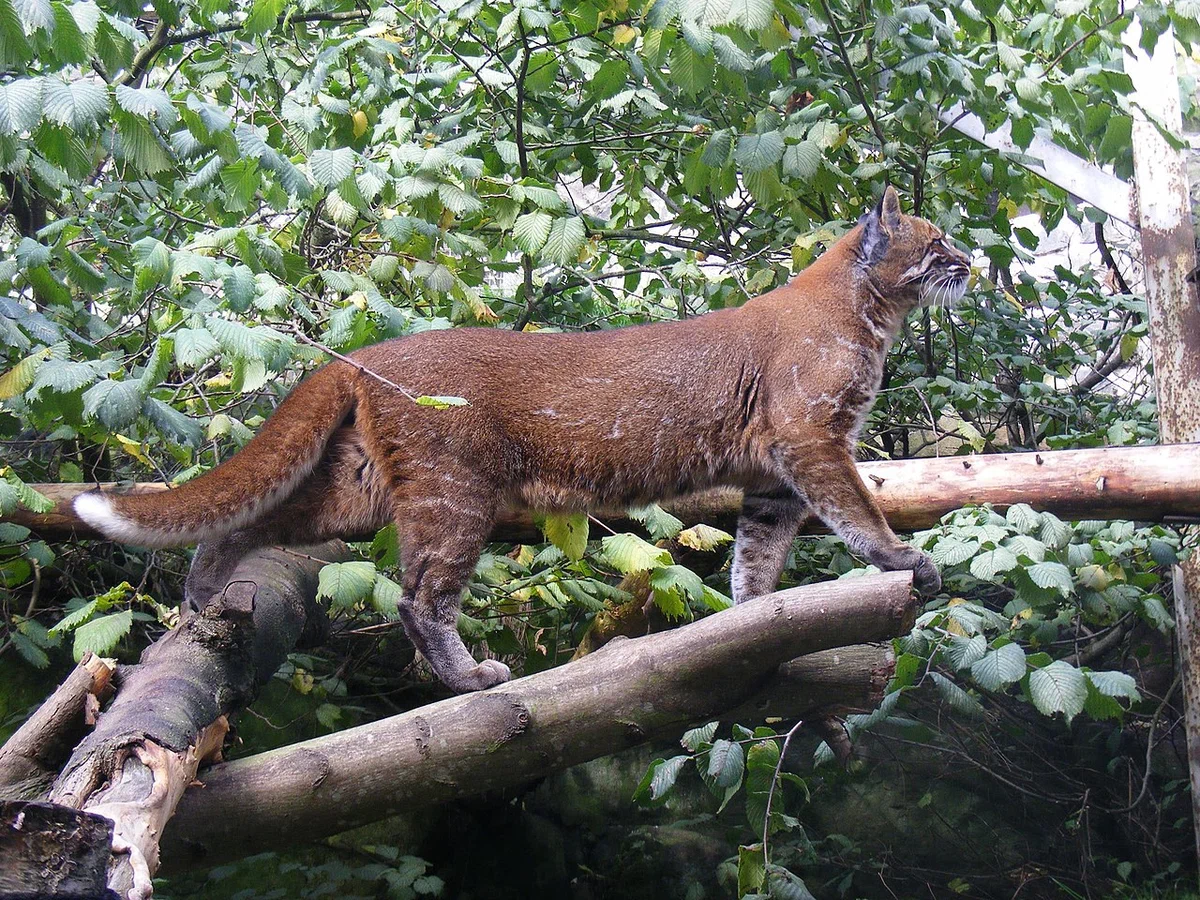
[{"xmin": 1124, "ymin": 12, "xmax": 1200, "ymax": 868}]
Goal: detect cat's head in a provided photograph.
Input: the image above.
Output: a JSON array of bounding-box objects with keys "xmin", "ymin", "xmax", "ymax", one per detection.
[{"xmin": 858, "ymin": 185, "xmax": 971, "ymax": 308}]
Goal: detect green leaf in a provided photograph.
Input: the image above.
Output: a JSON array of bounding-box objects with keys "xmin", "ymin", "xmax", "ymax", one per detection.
[
  {"xmin": 727, "ymin": 0, "xmax": 773, "ymax": 30},
  {"xmin": 601, "ymin": 533, "xmax": 673, "ymax": 573},
  {"xmin": 414, "ymin": 394, "xmax": 469, "ymax": 409},
  {"xmin": 0, "ymin": 77, "xmax": 43, "ymax": 135},
  {"xmin": 782, "ymin": 139, "xmax": 821, "ymax": 180},
  {"xmin": 372, "ymin": 574, "xmax": 402, "ymax": 619},
  {"xmin": 1086, "ymin": 669, "xmax": 1141, "ymax": 701},
  {"xmin": 929, "ymin": 538, "xmax": 980, "ymax": 567},
  {"xmin": 42, "ymin": 78, "xmax": 109, "ymax": 131},
  {"xmin": 737, "ymin": 844, "xmax": 766, "ymax": 897},
  {"xmin": 317, "ymin": 560, "xmax": 377, "ymax": 610},
  {"xmin": 513, "ymin": 211, "xmax": 552, "ymax": 254},
  {"xmin": 1026, "ymin": 561, "xmax": 1073, "ymax": 597},
  {"xmin": 310, "ymin": 147, "xmax": 356, "ymax": 187},
  {"xmin": 681, "ymin": 720, "xmax": 718, "ymax": 751},
  {"xmin": 931, "ymin": 672, "xmax": 984, "ymax": 717},
  {"xmin": 542, "ymin": 512, "xmax": 588, "ymax": 561},
  {"xmin": 649, "ymin": 754, "xmax": 689, "ymax": 800},
  {"xmin": 628, "ymin": 503, "xmax": 684, "ymax": 540},
  {"xmin": 1039, "ymin": 513, "xmax": 1073, "ymax": 549},
  {"xmin": 1004, "ymin": 503, "xmax": 1040, "ymax": 534},
  {"xmin": 144, "ymin": 397, "xmax": 203, "ymax": 447},
  {"xmin": 174, "ymin": 326, "xmax": 220, "ymax": 368},
  {"xmin": 82, "ymin": 379, "xmax": 145, "ymax": 430},
  {"xmin": 224, "ymin": 265, "xmax": 257, "ymax": 311},
  {"xmin": 735, "ymin": 130, "xmax": 784, "ymax": 172},
  {"xmin": 701, "ymin": 128, "xmax": 733, "ymax": 166},
  {"xmin": 539, "ymin": 216, "xmax": 585, "ymax": 266},
  {"xmin": 115, "ymin": 84, "xmax": 175, "ymax": 123},
  {"xmin": 970, "ymin": 641, "xmax": 1026, "ymax": 691},
  {"xmin": 1029, "ymin": 660, "xmax": 1088, "ymax": 722},
  {"xmin": 943, "ymin": 633, "xmax": 987, "ymax": 671},
  {"xmin": 969, "ymin": 546, "xmax": 1019, "ymax": 580},
  {"xmin": 669, "ymin": 40, "xmax": 714, "ymax": 96},
  {"xmin": 72, "ymin": 609, "xmax": 132, "ymax": 661},
  {"xmin": 14, "ymin": 0, "xmax": 52, "ymax": 34},
  {"xmin": 0, "ymin": 346, "xmax": 50, "ymax": 399},
  {"xmin": 707, "ymin": 738, "xmax": 745, "ymax": 788}
]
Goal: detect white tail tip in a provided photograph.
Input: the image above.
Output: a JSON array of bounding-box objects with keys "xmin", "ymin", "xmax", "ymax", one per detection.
[{"xmin": 73, "ymin": 492, "xmax": 143, "ymax": 543}]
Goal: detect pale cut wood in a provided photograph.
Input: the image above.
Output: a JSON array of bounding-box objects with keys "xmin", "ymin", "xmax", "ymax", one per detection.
[
  {"xmin": 12, "ymin": 444, "xmax": 1200, "ymax": 544},
  {"xmin": 160, "ymin": 573, "xmax": 915, "ymax": 869},
  {"xmin": 0, "ymin": 654, "xmax": 115, "ymax": 801}
]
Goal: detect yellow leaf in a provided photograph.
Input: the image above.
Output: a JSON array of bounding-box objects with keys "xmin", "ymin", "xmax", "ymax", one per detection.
[
  {"xmin": 114, "ymin": 434, "xmax": 151, "ymax": 465},
  {"xmin": 677, "ymin": 523, "xmax": 734, "ymax": 551},
  {"xmin": 613, "ymin": 24, "xmax": 637, "ymax": 44},
  {"xmin": 204, "ymin": 374, "xmax": 232, "ymax": 389},
  {"xmin": 0, "ymin": 347, "xmax": 51, "ymax": 400},
  {"xmin": 352, "ymin": 109, "xmax": 368, "ymax": 139}
]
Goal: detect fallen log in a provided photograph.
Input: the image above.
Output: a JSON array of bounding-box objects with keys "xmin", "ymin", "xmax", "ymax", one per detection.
[
  {"xmin": 0, "ymin": 542, "xmax": 343, "ymax": 899},
  {"xmin": 0, "ymin": 654, "xmax": 115, "ymax": 801},
  {"xmin": 10, "ymin": 443, "xmax": 1199, "ymax": 542},
  {"xmin": 160, "ymin": 572, "xmax": 914, "ymax": 870}
]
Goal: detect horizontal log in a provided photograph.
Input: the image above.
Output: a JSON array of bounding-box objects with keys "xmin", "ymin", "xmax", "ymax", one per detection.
[
  {"xmin": 10, "ymin": 444, "xmax": 1199, "ymax": 544},
  {"xmin": 160, "ymin": 573, "xmax": 915, "ymax": 869}
]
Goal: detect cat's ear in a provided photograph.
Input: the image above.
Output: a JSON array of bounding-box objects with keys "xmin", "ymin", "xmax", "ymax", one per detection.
[
  {"xmin": 880, "ymin": 184, "xmax": 902, "ymax": 230},
  {"xmin": 859, "ymin": 193, "xmax": 890, "ymax": 264}
]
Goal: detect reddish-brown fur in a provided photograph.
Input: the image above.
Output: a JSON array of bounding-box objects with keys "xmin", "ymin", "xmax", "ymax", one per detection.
[{"xmin": 76, "ymin": 187, "xmax": 971, "ymax": 693}]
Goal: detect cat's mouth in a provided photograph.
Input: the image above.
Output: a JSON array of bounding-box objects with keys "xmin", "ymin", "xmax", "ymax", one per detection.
[{"xmin": 918, "ymin": 268, "xmax": 970, "ymax": 308}]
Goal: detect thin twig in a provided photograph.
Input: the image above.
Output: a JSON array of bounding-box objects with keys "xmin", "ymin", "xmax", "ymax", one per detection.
[{"xmin": 761, "ymin": 719, "xmax": 805, "ymax": 869}]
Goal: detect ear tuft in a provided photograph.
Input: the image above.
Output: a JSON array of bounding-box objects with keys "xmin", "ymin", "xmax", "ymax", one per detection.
[{"xmin": 881, "ymin": 184, "xmax": 901, "ymax": 229}]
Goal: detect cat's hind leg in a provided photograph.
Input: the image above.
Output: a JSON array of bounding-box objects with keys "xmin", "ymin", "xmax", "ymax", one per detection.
[
  {"xmin": 393, "ymin": 482, "xmax": 510, "ymax": 693},
  {"xmin": 731, "ymin": 485, "xmax": 811, "ymax": 604}
]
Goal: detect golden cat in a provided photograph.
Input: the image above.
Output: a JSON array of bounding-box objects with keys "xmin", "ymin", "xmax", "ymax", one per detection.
[{"xmin": 75, "ymin": 186, "xmax": 970, "ymax": 692}]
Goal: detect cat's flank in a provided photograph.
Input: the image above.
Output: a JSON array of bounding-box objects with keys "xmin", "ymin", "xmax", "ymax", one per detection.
[{"xmin": 75, "ymin": 186, "xmax": 971, "ymax": 693}]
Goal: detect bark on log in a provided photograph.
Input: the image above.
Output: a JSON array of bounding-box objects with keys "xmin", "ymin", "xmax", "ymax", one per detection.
[
  {"xmin": 0, "ymin": 655, "xmax": 115, "ymax": 801},
  {"xmin": 0, "ymin": 801, "xmax": 118, "ymax": 899},
  {"xmin": 0, "ymin": 543, "xmax": 343, "ymax": 899},
  {"xmin": 11, "ymin": 443, "xmax": 1200, "ymax": 542},
  {"xmin": 160, "ymin": 573, "xmax": 915, "ymax": 870}
]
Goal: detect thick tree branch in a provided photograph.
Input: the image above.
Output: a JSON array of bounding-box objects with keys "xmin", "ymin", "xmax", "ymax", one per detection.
[
  {"xmin": 161, "ymin": 572, "xmax": 916, "ymax": 869},
  {"xmin": 13, "ymin": 444, "xmax": 1200, "ymax": 543}
]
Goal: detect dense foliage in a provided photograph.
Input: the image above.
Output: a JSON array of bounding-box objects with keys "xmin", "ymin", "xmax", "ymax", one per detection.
[{"xmin": 1, "ymin": 0, "xmax": 1197, "ymax": 896}]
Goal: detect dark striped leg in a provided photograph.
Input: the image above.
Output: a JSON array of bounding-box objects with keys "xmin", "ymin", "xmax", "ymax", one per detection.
[
  {"xmin": 731, "ymin": 486, "xmax": 811, "ymax": 604},
  {"xmin": 394, "ymin": 489, "xmax": 510, "ymax": 693}
]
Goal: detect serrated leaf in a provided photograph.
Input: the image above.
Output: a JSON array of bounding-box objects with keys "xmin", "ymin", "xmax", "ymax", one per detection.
[
  {"xmin": 931, "ymin": 671, "xmax": 984, "ymax": 717},
  {"xmin": 943, "ymin": 633, "xmax": 987, "ymax": 671},
  {"xmin": 144, "ymin": 397, "xmax": 202, "ymax": 446},
  {"xmin": 681, "ymin": 720, "xmax": 718, "ymax": 751},
  {"xmin": 372, "ymin": 574, "xmax": 402, "ymax": 619},
  {"xmin": 969, "ymin": 546, "xmax": 1019, "ymax": 580},
  {"xmin": 628, "ymin": 503, "xmax": 684, "ymax": 541},
  {"xmin": 1086, "ymin": 669, "xmax": 1141, "ymax": 701},
  {"xmin": 601, "ymin": 533, "xmax": 672, "ymax": 573},
  {"xmin": 72, "ymin": 609, "xmax": 132, "ymax": 661},
  {"xmin": 1005, "ymin": 502, "xmax": 1040, "ymax": 534},
  {"xmin": 0, "ymin": 77, "xmax": 43, "ymax": 134},
  {"xmin": 41, "ymin": 78, "xmax": 109, "ymax": 131},
  {"xmin": 1039, "ymin": 513, "xmax": 1073, "ymax": 549},
  {"xmin": 224, "ymin": 265, "xmax": 257, "ymax": 311},
  {"xmin": 513, "ymin": 211, "xmax": 552, "ymax": 254},
  {"xmin": 1005, "ymin": 534, "xmax": 1046, "ymax": 563},
  {"xmin": 970, "ymin": 641, "xmax": 1026, "ymax": 691},
  {"xmin": 317, "ymin": 560, "xmax": 377, "ymax": 609},
  {"xmin": 540, "ymin": 216, "xmax": 585, "ymax": 266},
  {"xmin": 174, "ymin": 327, "xmax": 219, "ymax": 368},
  {"xmin": 727, "ymin": 0, "xmax": 773, "ymax": 29},
  {"xmin": 650, "ymin": 755, "xmax": 689, "ymax": 800},
  {"xmin": 310, "ymin": 147, "xmax": 356, "ymax": 187},
  {"xmin": 0, "ymin": 346, "xmax": 50, "ymax": 399},
  {"xmin": 677, "ymin": 523, "xmax": 733, "ymax": 551},
  {"xmin": 701, "ymin": 128, "xmax": 733, "ymax": 166},
  {"xmin": 707, "ymin": 738, "xmax": 745, "ymax": 788},
  {"xmin": 82, "ymin": 379, "xmax": 145, "ymax": 430},
  {"xmin": 782, "ymin": 139, "xmax": 821, "ymax": 180},
  {"xmin": 930, "ymin": 538, "xmax": 981, "ymax": 566},
  {"xmin": 1027, "ymin": 561, "xmax": 1073, "ymax": 597},
  {"xmin": 735, "ymin": 130, "xmax": 784, "ymax": 172},
  {"xmin": 115, "ymin": 84, "xmax": 175, "ymax": 123},
  {"xmin": 542, "ymin": 512, "xmax": 588, "ymax": 561},
  {"xmin": 1029, "ymin": 660, "xmax": 1087, "ymax": 722}
]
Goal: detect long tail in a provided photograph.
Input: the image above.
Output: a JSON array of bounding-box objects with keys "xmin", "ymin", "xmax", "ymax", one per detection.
[{"xmin": 74, "ymin": 362, "xmax": 358, "ymax": 548}]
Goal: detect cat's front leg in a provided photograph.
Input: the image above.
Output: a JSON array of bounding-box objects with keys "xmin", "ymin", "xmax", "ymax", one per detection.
[
  {"xmin": 772, "ymin": 444, "xmax": 941, "ymax": 596},
  {"xmin": 731, "ymin": 486, "xmax": 811, "ymax": 604}
]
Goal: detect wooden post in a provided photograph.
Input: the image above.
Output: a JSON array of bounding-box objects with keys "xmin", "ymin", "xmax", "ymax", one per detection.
[{"xmin": 1124, "ymin": 11, "xmax": 1200, "ymax": 868}]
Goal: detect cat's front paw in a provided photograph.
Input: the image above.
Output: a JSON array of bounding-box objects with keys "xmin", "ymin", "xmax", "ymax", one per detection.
[
  {"xmin": 453, "ymin": 659, "xmax": 512, "ymax": 692},
  {"xmin": 910, "ymin": 551, "xmax": 941, "ymax": 596}
]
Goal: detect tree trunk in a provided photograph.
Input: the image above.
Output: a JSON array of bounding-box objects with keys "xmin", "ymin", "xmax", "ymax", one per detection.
[
  {"xmin": 0, "ymin": 542, "xmax": 342, "ymax": 899},
  {"xmin": 12, "ymin": 443, "xmax": 1200, "ymax": 543},
  {"xmin": 160, "ymin": 572, "xmax": 914, "ymax": 870}
]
